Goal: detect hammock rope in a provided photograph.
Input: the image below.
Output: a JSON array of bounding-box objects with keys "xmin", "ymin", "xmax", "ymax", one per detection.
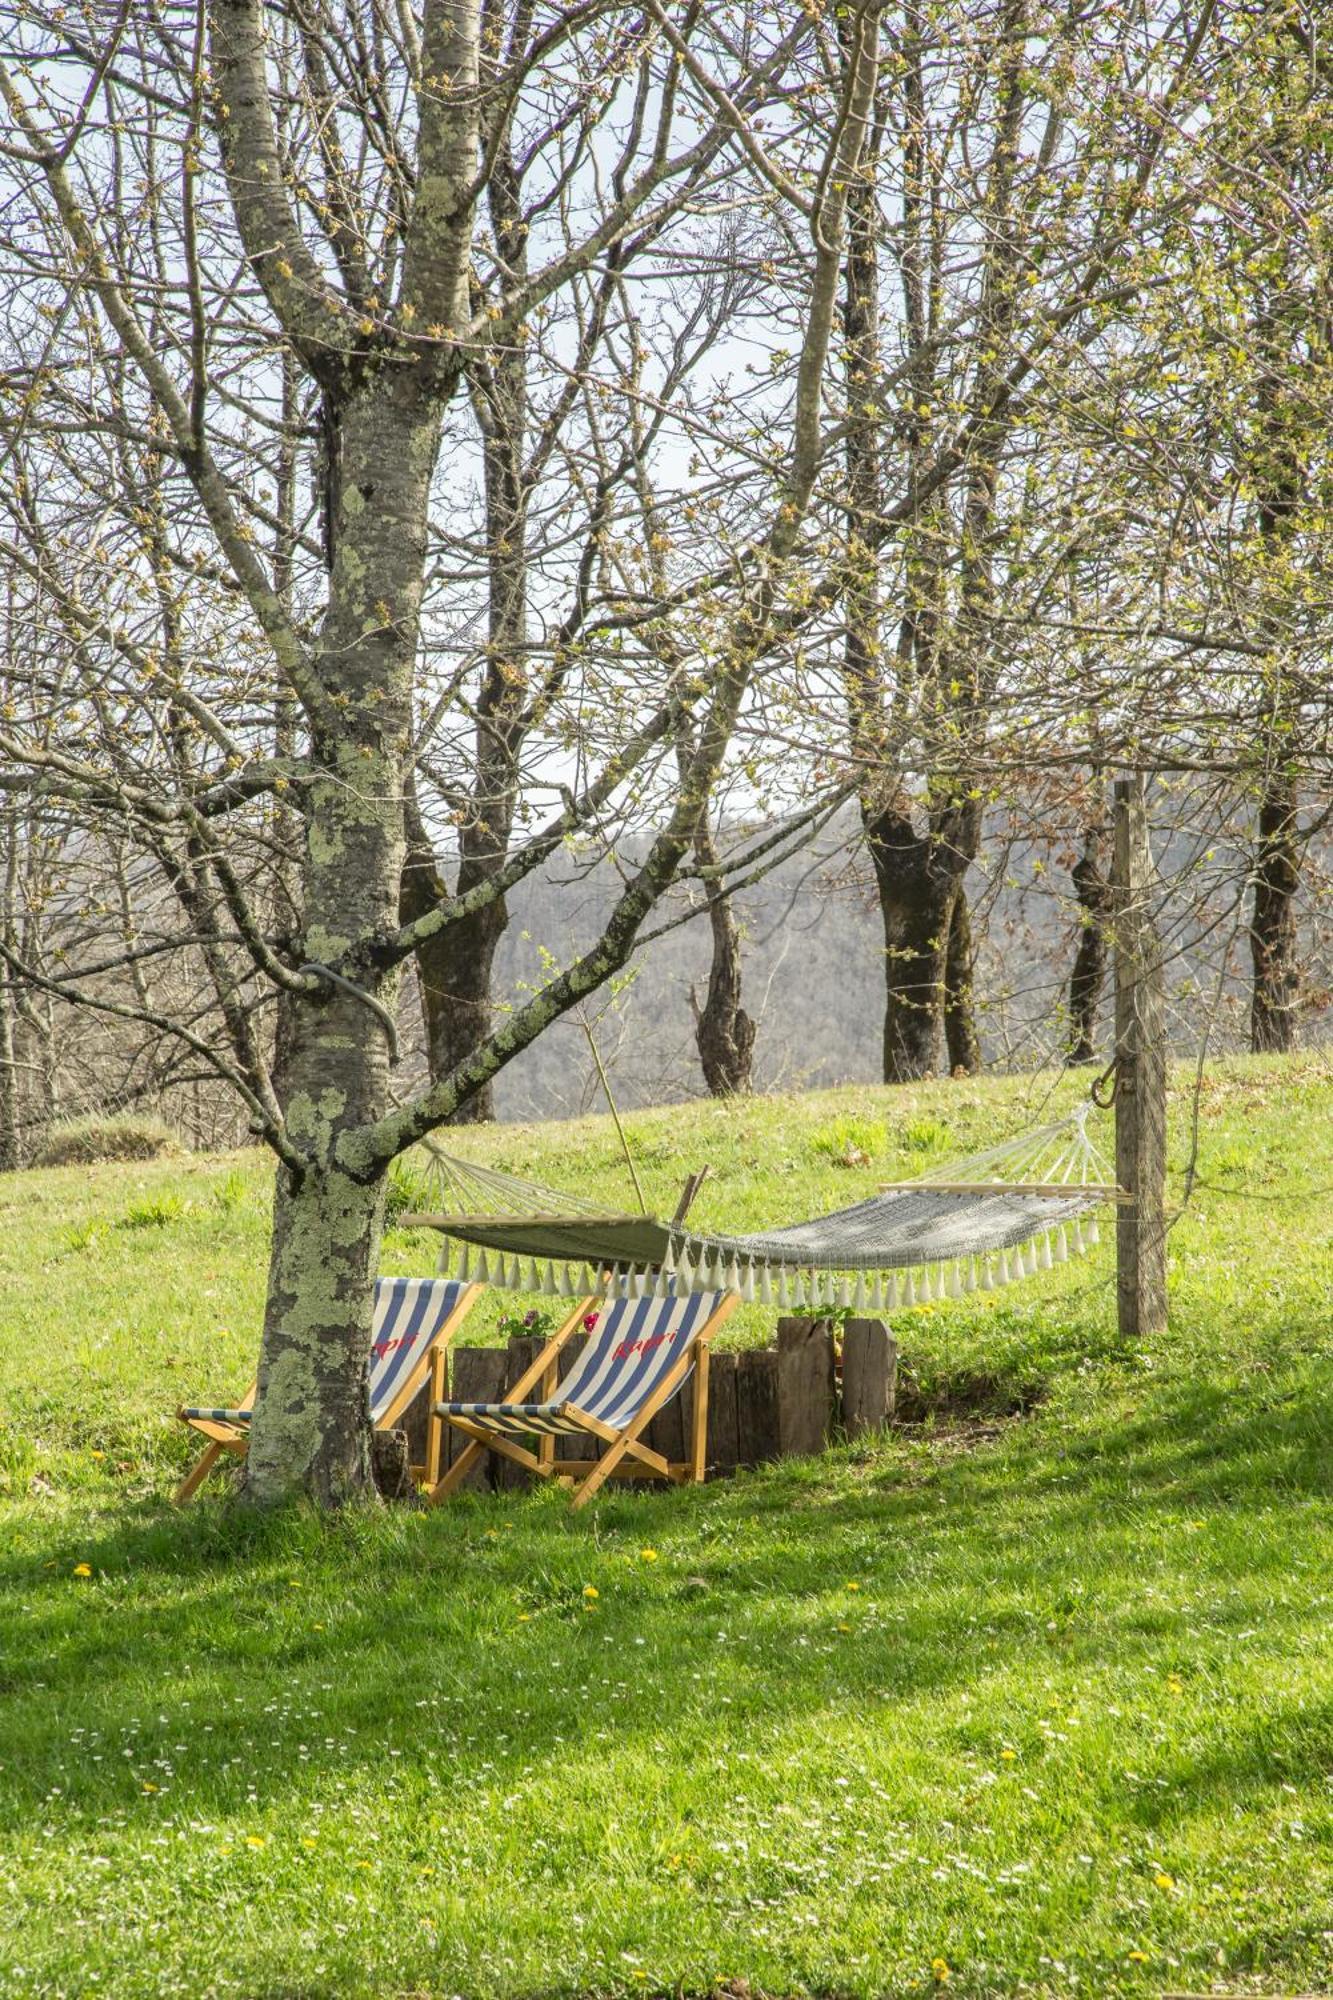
[{"xmin": 411, "ymin": 1106, "xmax": 1118, "ymax": 1310}]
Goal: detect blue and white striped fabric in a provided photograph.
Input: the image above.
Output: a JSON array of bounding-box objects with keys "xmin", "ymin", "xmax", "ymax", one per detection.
[
  {"xmin": 181, "ymin": 1278, "xmax": 469, "ymax": 1427},
  {"xmin": 441, "ymin": 1290, "xmax": 724, "ymax": 1437}
]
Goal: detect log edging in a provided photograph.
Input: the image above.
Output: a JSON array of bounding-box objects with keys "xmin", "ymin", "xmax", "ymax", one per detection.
[{"xmin": 400, "ymin": 1318, "xmax": 898, "ymax": 1490}]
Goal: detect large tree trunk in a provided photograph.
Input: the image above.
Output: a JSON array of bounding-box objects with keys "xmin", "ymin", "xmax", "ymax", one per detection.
[
  {"xmin": 239, "ymin": 376, "xmax": 443, "ymax": 1505},
  {"xmin": 690, "ymin": 823, "xmax": 754, "ymax": 1096},
  {"xmin": 1249, "ymin": 773, "xmax": 1301, "ymax": 1053},
  {"xmin": 943, "ymin": 883, "xmax": 980, "ymax": 1075},
  {"xmin": 1067, "ymin": 821, "xmax": 1114, "ymax": 1064},
  {"xmin": 244, "ymin": 1157, "xmax": 386, "ymax": 1504},
  {"xmin": 867, "ymin": 810, "xmax": 972, "ymax": 1082}
]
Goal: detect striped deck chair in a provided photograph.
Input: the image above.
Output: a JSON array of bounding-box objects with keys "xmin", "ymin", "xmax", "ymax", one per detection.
[
  {"xmin": 428, "ymin": 1287, "xmax": 739, "ymax": 1511},
  {"xmin": 174, "ymin": 1277, "xmax": 483, "ymax": 1504}
]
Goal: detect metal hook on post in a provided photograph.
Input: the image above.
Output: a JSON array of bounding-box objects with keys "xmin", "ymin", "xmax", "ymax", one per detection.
[{"xmin": 1089, "ymin": 1054, "xmax": 1119, "ymax": 1110}]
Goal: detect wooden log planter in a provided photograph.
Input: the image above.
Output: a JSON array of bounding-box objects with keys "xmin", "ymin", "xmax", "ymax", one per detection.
[{"xmin": 396, "ymin": 1316, "xmax": 898, "ymax": 1493}]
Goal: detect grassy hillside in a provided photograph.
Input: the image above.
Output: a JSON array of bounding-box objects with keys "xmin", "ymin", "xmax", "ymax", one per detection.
[{"xmin": 0, "ymin": 1054, "xmax": 1330, "ymax": 1999}]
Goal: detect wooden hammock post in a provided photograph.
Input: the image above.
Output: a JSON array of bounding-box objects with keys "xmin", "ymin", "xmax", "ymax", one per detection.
[{"xmin": 1111, "ymin": 774, "xmax": 1168, "ymax": 1339}]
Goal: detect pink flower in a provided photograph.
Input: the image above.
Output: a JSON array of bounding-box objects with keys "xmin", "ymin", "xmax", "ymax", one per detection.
[{"xmin": 583, "ymin": 1312, "xmax": 599, "ymax": 1331}]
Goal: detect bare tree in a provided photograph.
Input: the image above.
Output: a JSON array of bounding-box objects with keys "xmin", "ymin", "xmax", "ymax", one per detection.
[
  {"xmin": 1059, "ymin": 6, "xmax": 1333, "ymax": 1054},
  {"xmin": 1236, "ymin": 31, "xmax": 1328, "ymax": 1053},
  {"xmin": 0, "ymin": 0, "xmax": 880, "ymax": 1502},
  {"xmin": 830, "ymin": 0, "xmax": 1226, "ymax": 1081}
]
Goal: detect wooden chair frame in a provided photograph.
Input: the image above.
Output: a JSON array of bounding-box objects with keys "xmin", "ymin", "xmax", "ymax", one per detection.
[
  {"xmin": 427, "ymin": 1290, "xmax": 738, "ymax": 1511},
  {"xmin": 172, "ymin": 1282, "xmax": 484, "ymax": 1505}
]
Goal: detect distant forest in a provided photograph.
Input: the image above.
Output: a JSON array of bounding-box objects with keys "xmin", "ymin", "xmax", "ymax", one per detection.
[{"xmin": 439, "ymin": 801, "xmax": 1332, "ymax": 1122}]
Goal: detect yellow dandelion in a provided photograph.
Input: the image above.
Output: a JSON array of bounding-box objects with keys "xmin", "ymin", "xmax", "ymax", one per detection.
[
  {"xmin": 72, "ymin": 1562, "xmax": 92, "ymax": 1577},
  {"xmin": 1000, "ymin": 1747, "xmax": 1017, "ymax": 1761},
  {"xmin": 837, "ymin": 1623, "xmax": 851, "ymax": 1633},
  {"xmin": 640, "ymin": 1548, "xmax": 659, "ymax": 1562},
  {"xmin": 932, "ymin": 1956, "xmax": 951, "ymax": 1984},
  {"xmin": 301, "ymin": 1837, "xmax": 318, "ymax": 1848},
  {"xmin": 245, "ymin": 1835, "xmax": 266, "ymax": 1850},
  {"xmin": 90, "ymin": 1450, "xmax": 105, "ymax": 1460},
  {"xmin": 583, "ymin": 1584, "xmax": 599, "ymax": 1600},
  {"xmin": 1155, "ymin": 1871, "xmax": 1175, "ymax": 1890},
  {"xmin": 517, "ymin": 1613, "xmax": 531, "ymax": 1622},
  {"xmin": 846, "ymin": 1580, "xmax": 861, "ymax": 1591},
  {"xmin": 1127, "ymin": 1950, "xmax": 1148, "ymax": 1963},
  {"xmin": 141, "ymin": 1783, "xmax": 157, "ymax": 1794}
]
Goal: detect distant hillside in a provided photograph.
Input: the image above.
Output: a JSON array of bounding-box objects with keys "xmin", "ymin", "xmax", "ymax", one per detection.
[{"xmin": 409, "ymin": 804, "xmax": 1330, "ymax": 1121}]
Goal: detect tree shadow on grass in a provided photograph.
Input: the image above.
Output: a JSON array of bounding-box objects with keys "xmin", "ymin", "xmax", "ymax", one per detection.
[
  {"xmin": 2, "ymin": 1357, "xmax": 1330, "ymax": 1839},
  {"xmin": 4, "ymin": 1407, "xmax": 1331, "ymax": 1997}
]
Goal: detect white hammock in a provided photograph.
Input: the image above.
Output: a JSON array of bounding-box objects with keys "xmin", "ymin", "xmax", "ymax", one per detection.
[{"xmin": 407, "ymin": 1106, "xmax": 1118, "ymax": 1311}]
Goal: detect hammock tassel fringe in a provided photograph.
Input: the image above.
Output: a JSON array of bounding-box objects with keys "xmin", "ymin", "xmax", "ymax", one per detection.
[{"xmin": 450, "ymin": 1213, "xmax": 1095, "ymax": 1312}]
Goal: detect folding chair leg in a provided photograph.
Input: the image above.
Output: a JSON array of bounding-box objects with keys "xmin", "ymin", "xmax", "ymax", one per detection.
[
  {"xmin": 424, "ymin": 1344, "xmax": 447, "ymax": 1489},
  {"xmin": 689, "ymin": 1342, "xmax": 711, "ymax": 1483},
  {"xmin": 539, "ymin": 1353, "xmax": 558, "ymax": 1474},
  {"xmin": 570, "ymin": 1432, "xmax": 638, "ymax": 1510},
  {"xmin": 174, "ymin": 1440, "xmax": 224, "ymax": 1506},
  {"xmin": 426, "ymin": 1436, "xmax": 487, "ymax": 1504}
]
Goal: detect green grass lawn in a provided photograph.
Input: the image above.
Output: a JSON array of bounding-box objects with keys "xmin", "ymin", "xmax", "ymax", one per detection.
[{"xmin": 0, "ymin": 1055, "xmax": 1330, "ymax": 2000}]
